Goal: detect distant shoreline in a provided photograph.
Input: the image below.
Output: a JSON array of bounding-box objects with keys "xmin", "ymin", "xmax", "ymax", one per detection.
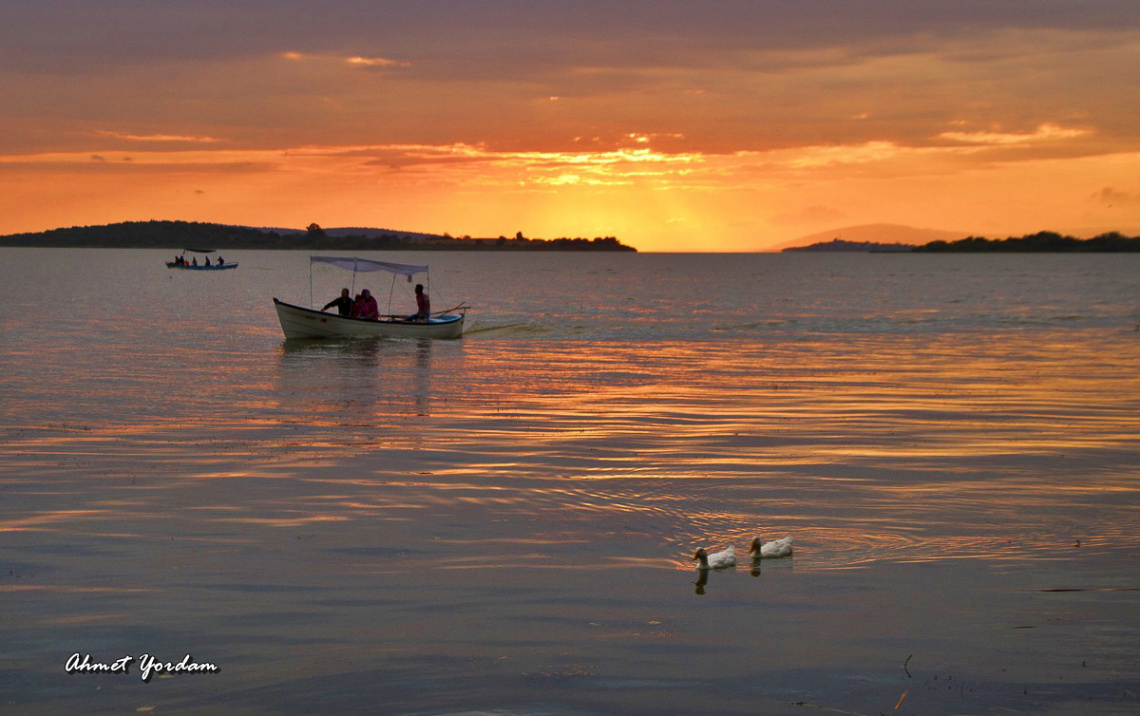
[
  {"xmin": 0, "ymin": 220, "xmax": 637, "ymax": 252},
  {"xmin": 785, "ymin": 232, "xmax": 1140, "ymax": 253}
]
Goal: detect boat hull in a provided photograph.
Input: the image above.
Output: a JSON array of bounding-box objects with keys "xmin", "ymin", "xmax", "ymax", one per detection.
[
  {"xmin": 273, "ymin": 298, "xmax": 465, "ymax": 340},
  {"xmin": 166, "ymin": 262, "xmax": 239, "ymax": 270}
]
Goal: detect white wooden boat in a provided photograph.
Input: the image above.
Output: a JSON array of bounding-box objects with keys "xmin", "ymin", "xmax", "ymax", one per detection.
[
  {"xmin": 273, "ymin": 255, "xmax": 468, "ymax": 340},
  {"xmin": 273, "ymin": 298, "xmax": 465, "ymax": 339}
]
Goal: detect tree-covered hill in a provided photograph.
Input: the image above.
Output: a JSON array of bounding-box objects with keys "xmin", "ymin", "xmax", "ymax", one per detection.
[
  {"xmin": 913, "ymin": 231, "xmax": 1140, "ymax": 252},
  {"xmin": 0, "ymin": 220, "xmax": 637, "ymax": 252}
]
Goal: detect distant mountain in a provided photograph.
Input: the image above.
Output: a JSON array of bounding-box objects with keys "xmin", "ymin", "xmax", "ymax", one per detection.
[{"xmin": 771, "ymin": 224, "xmax": 967, "ymax": 251}]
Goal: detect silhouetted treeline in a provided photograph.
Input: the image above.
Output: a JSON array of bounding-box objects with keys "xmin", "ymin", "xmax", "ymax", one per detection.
[
  {"xmin": 0, "ymin": 221, "xmax": 293, "ymax": 250},
  {"xmin": 784, "ymin": 239, "xmax": 912, "ymax": 253},
  {"xmin": 914, "ymin": 231, "xmax": 1140, "ymax": 252},
  {"xmin": 0, "ymin": 220, "xmax": 637, "ymax": 252},
  {"xmin": 476, "ymin": 235, "xmax": 632, "ymax": 251}
]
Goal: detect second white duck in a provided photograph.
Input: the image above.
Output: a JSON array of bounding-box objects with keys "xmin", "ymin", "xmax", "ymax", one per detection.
[{"xmin": 750, "ymin": 535, "xmax": 793, "ymax": 559}]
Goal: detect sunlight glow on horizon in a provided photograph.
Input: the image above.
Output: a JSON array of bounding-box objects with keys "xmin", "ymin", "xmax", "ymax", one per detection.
[{"xmin": 2, "ymin": 130, "xmax": 1139, "ymax": 251}]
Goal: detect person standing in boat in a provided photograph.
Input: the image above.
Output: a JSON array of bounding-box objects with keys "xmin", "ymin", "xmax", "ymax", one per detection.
[
  {"xmin": 411, "ymin": 284, "xmax": 430, "ymax": 321},
  {"xmin": 322, "ymin": 288, "xmax": 353, "ymax": 316},
  {"xmin": 357, "ymin": 289, "xmax": 380, "ymax": 320}
]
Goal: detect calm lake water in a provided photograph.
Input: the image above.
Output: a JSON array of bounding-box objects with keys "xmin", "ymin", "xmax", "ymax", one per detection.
[{"xmin": 2, "ymin": 248, "xmax": 1138, "ymax": 715}]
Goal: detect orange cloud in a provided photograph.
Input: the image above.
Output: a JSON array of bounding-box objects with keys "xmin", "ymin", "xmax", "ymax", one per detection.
[
  {"xmin": 938, "ymin": 123, "xmax": 1092, "ymax": 146},
  {"xmin": 96, "ymin": 131, "xmax": 222, "ymax": 144},
  {"xmin": 345, "ymin": 56, "xmax": 411, "ymax": 69},
  {"xmin": 1093, "ymin": 187, "xmax": 1140, "ymax": 207},
  {"xmin": 281, "ymin": 51, "xmax": 409, "ymax": 69}
]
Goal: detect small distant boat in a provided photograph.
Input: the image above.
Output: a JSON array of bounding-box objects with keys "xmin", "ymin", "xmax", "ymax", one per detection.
[
  {"xmin": 166, "ymin": 248, "xmax": 238, "ymax": 270},
  {"xmin": 273, "ymin": 256, "xmax": 468, "ymax": 340}
]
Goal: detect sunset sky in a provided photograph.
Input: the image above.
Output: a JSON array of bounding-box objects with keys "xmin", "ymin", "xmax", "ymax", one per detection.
[{"xmin": 3, "ymin": 1, "xmax": 1139, "ymax": 251}]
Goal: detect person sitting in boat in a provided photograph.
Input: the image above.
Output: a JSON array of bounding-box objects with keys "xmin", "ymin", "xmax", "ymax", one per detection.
[
  {"xmin": 322, "ymin": 288, "xmax": 354, "ymax": 316},
  {"xmin": 409, "ymin": 283, "xmax": 431, "ymax": 322},
  {"xmin": 356, "ymin": 289, "xmax": 380, "ymax": 320},
  {"xmin": 191, "ymin": 257, "xmax": 198, "ymax": 266},
  {"xmin": 205, "ymin": 257, "xmax": 211, "ymax": 266},
  {"xmin": 217, "ymin": 256, "xmax": 225, "ymax": 265}
]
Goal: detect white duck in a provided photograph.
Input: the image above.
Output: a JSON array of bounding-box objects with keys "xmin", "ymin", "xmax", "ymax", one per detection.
[
  {"xmin": 692, "ymin": 545, "xmax": 736, "ymax": 570},
  {"xmin": 750, "ymin": 535, "xmax": 793, "ymax": 559}
]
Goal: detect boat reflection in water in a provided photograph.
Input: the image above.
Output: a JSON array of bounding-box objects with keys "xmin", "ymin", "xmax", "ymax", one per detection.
[{"xmin": 276, "ymin": 337, "xmax": 439, "ymax": 422}]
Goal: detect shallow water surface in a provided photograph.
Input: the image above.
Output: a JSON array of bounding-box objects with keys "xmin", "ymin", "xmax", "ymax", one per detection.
[{"xmin": 1, "ymin": 249, "xmax": 1138, "ymax": 714}]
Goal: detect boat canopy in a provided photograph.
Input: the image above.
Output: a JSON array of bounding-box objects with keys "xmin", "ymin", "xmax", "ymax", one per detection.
[
  {"xmin": 183, "ymin": 247, "xmax": 217, "ymax": 254},
  {"xmin": 310, "ymin": 255, "xmax": 428, "ymax": 278}
]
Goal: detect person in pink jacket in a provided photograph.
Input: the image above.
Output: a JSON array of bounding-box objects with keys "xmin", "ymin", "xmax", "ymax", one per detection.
[{"xmin": 356, "ymin": 289, "xmax": 380, "ymax": 320}]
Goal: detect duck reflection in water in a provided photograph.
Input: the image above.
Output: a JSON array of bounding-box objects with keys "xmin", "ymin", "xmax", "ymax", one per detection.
[{"xmin": 693, "ymin": 569, "xmax": 709, "ymax": 595}]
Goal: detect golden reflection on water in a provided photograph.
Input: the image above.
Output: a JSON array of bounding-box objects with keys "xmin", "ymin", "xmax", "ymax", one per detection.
[
  {"xmin": 0, "ymin": 510, "xmax": 110, "ymax": 532},
  {"xmin": 2, "ymin": 325, "xmax": 1137, "ymax": 574}
]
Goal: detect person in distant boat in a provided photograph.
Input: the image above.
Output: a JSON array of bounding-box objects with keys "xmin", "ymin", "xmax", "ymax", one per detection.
[
  {"xmin": 217, "ymin": 257, "xmax": 225, "ymax": 265},
  {"xmin": 205, "ymin": 257, "xmax": 211, "ymax": 266},
  {"xmin": 322, "ymin": 288, "xmax": 354, "ymax": 316},
  {"xmin": 357, "ymin": 289, "xmax": 380, "ymax": 320},
  {"xmin": 191, "ymin": 257, "xmax": 198, "ymax": 266},
  {"xmin": 410, "ymin": 283, "xmax": 430, "ymax": 322}
]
